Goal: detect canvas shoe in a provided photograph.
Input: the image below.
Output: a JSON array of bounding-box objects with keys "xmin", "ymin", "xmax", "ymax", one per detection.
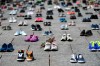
[
  {"xmin": 20, "ymin": 31, "xmax": 27, "ymax": 36},
  {"xmin": 44, "ymin": 42, "xmax": 51, "ymax": 51},
  {"xmin": 67, "ymin": 34, "xmax": 73, "ymax": 41},
  {"xmin": 61, "ymin": 34, "xmax": 67, "ymax": 41},
  {"xmin": 51, "ymin": 42, "xmax": 58, "ymax": 51},
  {"xmin": 18, "ymin": 21, "xmax": 23, "ymax": 26},
  {"xmin": 70, "ymin": 54, "xmax": 77, "ymax": 63},
  {"xmin": 9, "ymin": 17, "xmax": 13, "ymax": 23},
  {"xmin": 77, "ymin": 54, "xmax": 85, "ymax": 63},
  {"xmin": 26, "ymin": 50, "xmax": 34, "ymax": 61},
  {"xmin": 17, "ymin": 50, "xmax": 25, "ymax": 61}
]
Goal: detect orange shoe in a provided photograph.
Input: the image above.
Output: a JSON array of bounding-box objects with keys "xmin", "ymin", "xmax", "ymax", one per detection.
[{"xmin": 26, "ymin": 50, "xmax": 34, "ymax": 61}]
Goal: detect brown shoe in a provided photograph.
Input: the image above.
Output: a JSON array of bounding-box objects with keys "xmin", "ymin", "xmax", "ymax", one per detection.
[{"xmin": 26, "ymin": 50, "xmax": 34, "ymax": 61}]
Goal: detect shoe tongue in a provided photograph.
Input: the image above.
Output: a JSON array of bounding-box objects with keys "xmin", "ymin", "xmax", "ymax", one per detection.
[
  {"xmin": 72, "ymin": 54, "xmax": 76, "ymax": 58},
  {"xmin": 79, "ymin": 54, "xmax": 83, "ymax": 58}
]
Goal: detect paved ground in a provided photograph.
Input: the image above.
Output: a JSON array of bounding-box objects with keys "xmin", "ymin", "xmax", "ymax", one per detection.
[{"xmin": 0, "ymin": 0, "xmax": 100, "ymax": 66}]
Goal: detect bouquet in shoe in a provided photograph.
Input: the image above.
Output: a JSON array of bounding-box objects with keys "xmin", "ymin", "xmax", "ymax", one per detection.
[{"xmin": 43, "ymin": 37, "xmax": 58, "ymax": 51}]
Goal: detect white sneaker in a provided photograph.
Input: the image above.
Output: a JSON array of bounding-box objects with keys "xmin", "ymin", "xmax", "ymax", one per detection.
[
  {"xmin": 61, "ymin": 34, "xmax": 67, "ymax": 41},
  {"xmin": 44, "ymin": 42, "xmax": 51, "ymax": 51},
  {"xmin": 51, "ymin": 42, "xmax": 58, "ymax": 51},
  {"xmin": 65, "ymin": 7, "xmax": 71, "ymax": 11},
  {"xmin": 87, "ymin": 5, "xmax": 91, "ymax": 9},
  {"xmin": 71, "ymin": 21, "xmax": 76, "ymax": 26},
  {"xmin": 67, "ymin": 34, "xmax": 73, "ymax": 41},
  {"xmin": 70, "ymin": 54, "xmax": 77, "ymax": 63},
  {"xmin": 91, "ymin": 5, "xmax": 94, "ymax": 9},
  {"xmin": 14, "ymin": 31, "xmax": 20, "ymax": 36},
  {"xmin": 54, "ymin": 5, "xmax": 61, "ymax": 9},
  {"xmin": 18, "ymin": 21, "xmax": 23, "ymax": 26},
  {"xmin": 20, "ymin": 31, "xmax": 27, "ymax": 36},
  {"xmin": 12, "ymin": 17, "xmax": 17, "ymax": 23},
  {"xmin": 64, "ymin": 24, "xmax": 68, "ymax": 30},
  {"xmin": 23, "ymin": 20, "xmax": 28, "ymax": 26},
  {"xmin": 9, "ymin": 17, "xmax": 13, "ymax": 23}
]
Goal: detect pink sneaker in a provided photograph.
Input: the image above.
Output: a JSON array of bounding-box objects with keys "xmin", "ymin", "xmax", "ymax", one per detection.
[
  {"xmin": 30, "ymin": 35, "xmax": 38, "ymax": 42},
  {"xmin": 25, "ymin": 35, "xmax": 33, "ymax": 42}
]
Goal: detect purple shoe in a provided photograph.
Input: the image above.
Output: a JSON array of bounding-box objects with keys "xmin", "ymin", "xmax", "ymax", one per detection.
[
  {"xmin": 30, "ymin": 35, "xmax": 38, "ymax": 42},
  {"xmin": 25, "ymin": 35, "xmax": 33, "ymax": 42}
]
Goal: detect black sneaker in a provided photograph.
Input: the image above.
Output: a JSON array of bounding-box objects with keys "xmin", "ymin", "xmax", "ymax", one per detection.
[
  {"xmin": 85, "ymin": 30, "xmax": 93, "ymax": 36},
  {"xmin": 50, "ymin": 16, "xmax": 53, "ymax": 19},
  {"xmin": 2, "ymin": 26, "xmax": 6, "ymax": 30},
  {"xmin": 17, "ymin": 50, "xmax": 25, "ymax": 61},
  {"xmin": 46, "ymin": 16, "xmax": 50, "ymax": 19},
  {"xmin": 47, "ymin": 22, "xmax": 51, "ymax": 26},
  {"xmin": 44, "ymin": 22, "xmax": 48, "ymax": 26},
  {"xmin": 80, "ymin": 30, "xmax": 85, "ymax": 36},
  {"xmin": 31, "ymin": 24, "xmax": 37, "ymax": 31},
  {"xmin": 78, "ymin": 12, "xmax": 82, "ymax": 17},
  {"xmin": 7, "ymin": 25, "xmax": 12, "ymax": 30},
  {"xmin": 36, "ymin": 24, "xmax": 42, "ymax": 31}
]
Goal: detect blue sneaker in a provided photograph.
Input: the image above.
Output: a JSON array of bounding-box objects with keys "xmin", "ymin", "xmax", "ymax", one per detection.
[
  {"xmin": 96, "ymin": 41, "xmax": 100, "ymax": 50},
  {"xmin": 0, "ymin": 43, "xmax": 7, "ymax": 52},
  {"xmin": 95, "ymin": 24, "xmax": 99, "ymax": 30},
  {"xmin": 89, "ymin": 41, "xmax": 98, "ymax": 51},
  {"xmin": 60, "ymin": 18, "xmax": 64, "ymax": 22},
  {"xmin": 91, "ymin": 24, "xmax": 96, "ymax": 30},
  {"xmin": 77, "ymin": 54, "xmax": 85, "ymax": 63},
  {"xmin": 7, "ymin": 43, "xmax": 14, "ymax": 52},
  {"xmin": 43, "ymin": 31, "xmax": 49, "ymax": 36}
]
